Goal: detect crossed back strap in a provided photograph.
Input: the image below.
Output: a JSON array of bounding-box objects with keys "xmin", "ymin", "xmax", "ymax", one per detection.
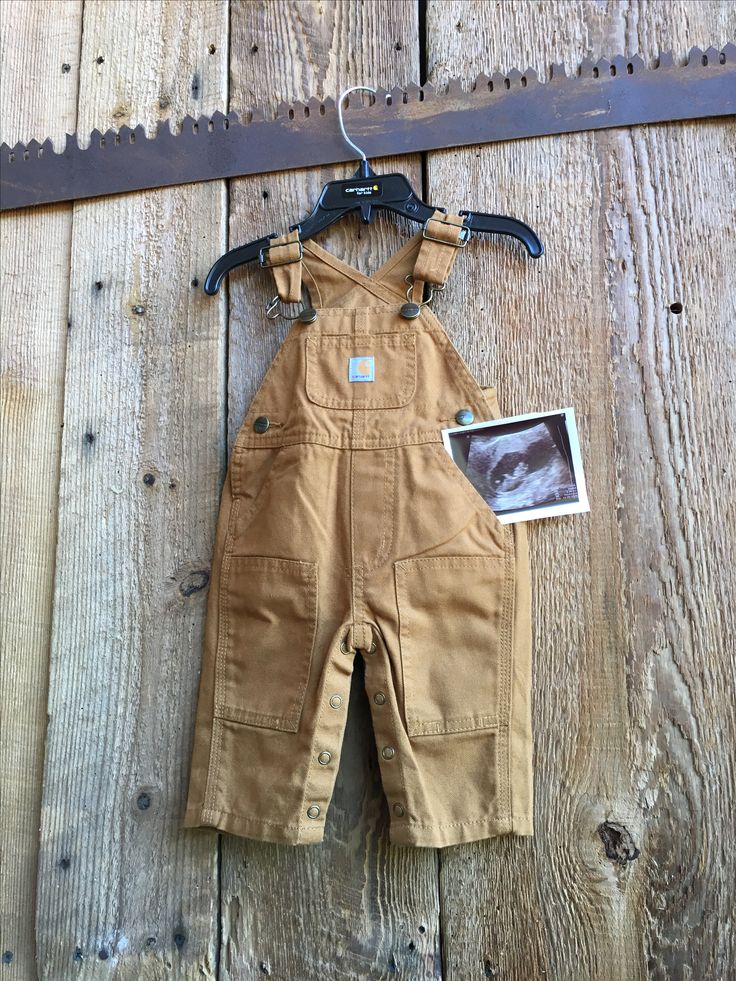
[{"xmin": 262, "ymin": 209, "xmax": 469, "ymax": 308}]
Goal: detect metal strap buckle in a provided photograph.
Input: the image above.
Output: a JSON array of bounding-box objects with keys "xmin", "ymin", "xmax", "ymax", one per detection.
[
  {"xmin": 265, "ymin": 294, "xmax": 317, "ymax": 322},
  {"xmin": 404, "ymin": 273, "xmax": 446, "ymax": 307},
  {"xmin": 421, "ymin": 217, "xmax": 470, "ymax": 247},
  {"xmin": 258, "ymin": 240, "xmax": 304, "ymax": 268}
]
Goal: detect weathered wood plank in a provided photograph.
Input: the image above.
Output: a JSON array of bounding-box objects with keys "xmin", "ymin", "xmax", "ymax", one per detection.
[
  {"xmin": 0, "ymin": 3, "xmax": 83, "ymax": 979},
  {"xmin": 34, "ymin": 2, "xmax": 228, "ymax": 977},
  {"xmin": 425, "ymin": 1, "xmax": 736, "ymax": 979},
  {"xmin": 219, "ymin": 2, "xmax": 441, "ymax": 978}
]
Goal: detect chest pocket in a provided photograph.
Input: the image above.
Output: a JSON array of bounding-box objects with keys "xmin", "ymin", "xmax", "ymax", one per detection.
[{"xmin": 305, "ymin": 332, "xmax": 416, "ymax": 409}]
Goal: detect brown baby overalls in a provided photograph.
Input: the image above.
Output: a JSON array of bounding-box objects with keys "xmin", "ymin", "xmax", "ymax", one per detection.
[{"xmin": 182, "ymin": 212, "xmax": 534, "ymax": 847}]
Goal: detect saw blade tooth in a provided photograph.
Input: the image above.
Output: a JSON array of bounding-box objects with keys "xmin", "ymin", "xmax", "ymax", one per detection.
[
  {"xmin": 626, "ymin": 54, "xmax": 646, "ymax": 74},
  {"xmin": 549, "ymin": 62, "xmax": 567, "ymax": 82},
  {"xmin": 88, "ymin": 127, "xmax": 103, "ymax": 148},
  {"xmin": 321, "ymin": 95, "xmax": 336, "ymax": 112},
  {"xmin": 155, "ymin": 117, "xmax": 175, "ymax": 138},
  {"xmin": 225, "ymin": 110, "xmax": 240, "ymax": 128},
  {"xmin": 179, "ymin": 114, "xmax": 197, "ymax": 134},
  {"xmin": 444, "ymin": 76, "xmax": 464, "ymax": 97},
  {"xmin": 64, "ymin": 132, "xmax": 80, "ymax": 151},
  {"xmin": 611, "ymin": 55, "xmax": 626, "ymax": 75},
  {"xmin": 101, "ymin": 125, "xmax": 122, "ymax": 146},
  {"xmin": 520, "ymin": 67, "xmax": 539, "ymax": 86},
  {"xmin": 276, "ymin": 100, "xmax": 293, "ymax": 119},
  {"xmin": 386, "ymin": 85, "xmax": 406, "ymax": 106},
  {"xmin": 703, "ymin": 46, "xmax": 723, "ymax": 66},
  {"xmin": 594, "ymin": 58, "xmax": 612, "ymax": 78},
  {"xmin": 722, "ymin": 42, "xmax": 736, "ymax": 62},
  {"xmin": 40, "ymin": 137, "xmax": 55, "ymax": 154},
  {"xmin": 373, "ymin": 85, "xmax": 393, "ymax": 106},
  {"xmin": 655, "ymin": 51, "xmax": 675, "ymax": 69},
  {"xmin": 471, "ymin": 72, "xmax": 491, "ymax": 92},
  {"xmin": 685, "ymin": 46, "xmax": 704, "ymax": 67},
  {"xmin": 489, "ymin": 70, "xmax": 515, "ymax": 92},
  {"xmin": 295, "ymin": 99, "xmax": 314, "ymax": 118},
  {"xmin": 305, "ymin": 95, "xmax": 324, "ymax": 116},
  {"xmin": 578, "ymin": 58, "xmax": 595, "ymax": 77}
]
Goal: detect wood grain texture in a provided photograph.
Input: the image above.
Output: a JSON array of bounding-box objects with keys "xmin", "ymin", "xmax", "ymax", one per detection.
[
  {"xmin": 0, "ymin": 4, "xmax": 82, "ymax": 980},
  {"xmin": 32, "ymin": 2, "xmax": 228, "ymax": 978},
  {"xmin": 221, "ymin": 2, "xmax": 441, "ymax": 979},
  {"xmin": 2, "ymin": 1, "xmax": 734, "ymax": 978},
  {"xmin": 425, "ymin": 2, "xmax": 736, "ymax": 979}
]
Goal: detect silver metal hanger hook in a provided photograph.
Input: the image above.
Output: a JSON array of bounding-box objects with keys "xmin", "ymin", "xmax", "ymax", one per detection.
[{"xmin": 337, "ymin": 85, "xmax": 377, "ymax": 161}]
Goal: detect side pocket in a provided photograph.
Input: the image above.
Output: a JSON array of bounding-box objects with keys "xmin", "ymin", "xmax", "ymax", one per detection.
[
  {"xmin": 394, "ymin": 554, "xmax": 512, "ymax": 737},
  {"xmin": 428, "ymin": 440, "xmax": 506, "ymax": 540},
  {"xmin": 229, "ymin": 443, "xmax": 285, "ymax": 531},
  {"xmin": 215, "ymin": 555, "xmax": 318, "ymax": 732}
]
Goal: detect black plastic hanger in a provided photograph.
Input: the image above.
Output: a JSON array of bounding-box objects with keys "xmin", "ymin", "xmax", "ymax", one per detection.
[{"xmin": 203, "ymin": 85, "xmax": 544, "ymax": 296}]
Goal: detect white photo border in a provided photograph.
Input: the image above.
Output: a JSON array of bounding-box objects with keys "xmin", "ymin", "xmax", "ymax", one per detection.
[{"xmin": 440, "ymin": 406, "xmax": 590, "ymax": 523}]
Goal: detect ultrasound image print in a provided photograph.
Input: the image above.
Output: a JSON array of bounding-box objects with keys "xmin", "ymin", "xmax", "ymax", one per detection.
[{"xmin": 465, "ymin": 419, "xmax": 578, "ymax": 512}]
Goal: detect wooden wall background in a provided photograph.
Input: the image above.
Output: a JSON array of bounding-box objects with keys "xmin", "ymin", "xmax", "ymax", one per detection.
[{"xmin": 1, "ymin": 1, "xmax": 734, "ymax": 979}]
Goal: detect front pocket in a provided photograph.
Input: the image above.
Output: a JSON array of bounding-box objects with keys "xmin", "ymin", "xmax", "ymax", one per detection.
[
  {"xmin": 428, "ymin": 440, "xmax": 506, "ymax": 538},
  {"xmin": 394, "ymin": 554, "xmax": 511, "ymax": 736},
  {"xmin": 305, "ymin": 331, "xmax": 416, "ymax": 409},
  {"xmin": 216, "ymin": 555, "xmax": 318, "ymax": 731}
]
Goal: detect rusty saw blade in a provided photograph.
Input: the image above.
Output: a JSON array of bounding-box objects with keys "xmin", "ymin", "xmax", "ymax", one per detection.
[{"xmin": 1, "ymin": 44, "xmax": 734, "ymax": 212}]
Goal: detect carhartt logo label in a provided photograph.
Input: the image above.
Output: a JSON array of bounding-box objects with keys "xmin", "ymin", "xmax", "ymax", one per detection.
[{"xmin": 348, "ymin": 355, "xmax": 375, "ymax": 382}]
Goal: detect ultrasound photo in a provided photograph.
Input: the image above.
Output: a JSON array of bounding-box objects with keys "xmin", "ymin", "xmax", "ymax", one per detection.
[{"xmin": 441, "ymin": 408, "xmax": 589, "ymax": 523}]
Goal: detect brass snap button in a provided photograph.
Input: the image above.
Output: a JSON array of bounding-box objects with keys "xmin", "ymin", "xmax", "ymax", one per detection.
[
  {"xmin": 392, "ymin": 802, "xmax": 405, "ymax": 816},
  {"xmin": 298, "ymin": 307, "xmax": 318, "ymax": 324},
  {"xmin": 455, "ymin": 408, "xmax": 474, "ymax": 426},
  {"xmin": 381, "ymin": 746, "xmax": 396, "ymax": 760},
  {"xmin": 306, "ymin": 804, "xmax": 321, "ymax": 819},
  {"xmin": 253, "ymin": 415, "xmax": 270, "ymax": 433},
  {"xmin": 317, "ymin": 750, "xmax": 332, "ymax": 765},
  {"xmin": 373, "ymin": 691, "xmax": 386, "ymax": 705},
  {"xmin": 329, "ymin": 694, "xmax": 343, "ymax": 709},
  {"xmin": 399, "ymin": 301, "xmax": 421, "ymax": 319}
]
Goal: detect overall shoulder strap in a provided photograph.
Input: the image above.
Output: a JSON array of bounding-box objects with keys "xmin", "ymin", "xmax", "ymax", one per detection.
[
  {"xmin": 410, "ymin": 210, "xmax": 469, "ymax": 303},
  {"xmin": 260, "ymin": 228, "xmax": 303, "ymax": 303}
]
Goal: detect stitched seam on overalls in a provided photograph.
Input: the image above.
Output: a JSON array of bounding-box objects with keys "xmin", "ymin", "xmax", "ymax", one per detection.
[
  {"xmin": 200, "ymin": 807, "xmax": 304, "ymax": 831},
  {"xmin": 371, "ymin": 628, "xmax": 412, "ymax": 825},
  {"xmin": 204, "ymin": 496, "xmax": 241, "ymax": 814},
  {"xmin": 302, "ymin": 241, "xmax": 407, "ymax": 306},
  {"xmin": 420, "ymin": 317, "xmax": 498, "ymax": 418},
  {"xmin": 302, "ymin": 234, "xmax": 423, "ymax": 305},
  {"xmin": 294, "ymin": 626, "xmax": 352, "ymax": 842},
  {"xmin": 496, "ymin": 524, "xmax": 516, "ymax": 826},
  {"xmin": 406, "ymin": 718, "xmax": 502, "ymax": 735},
  {"xmin": 395, "ymin": 815, "xmax": 513, "ymax": 831},
  {"xmin": 362, "ymin": 447, "xmax": 397, "ymax": 576}
]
